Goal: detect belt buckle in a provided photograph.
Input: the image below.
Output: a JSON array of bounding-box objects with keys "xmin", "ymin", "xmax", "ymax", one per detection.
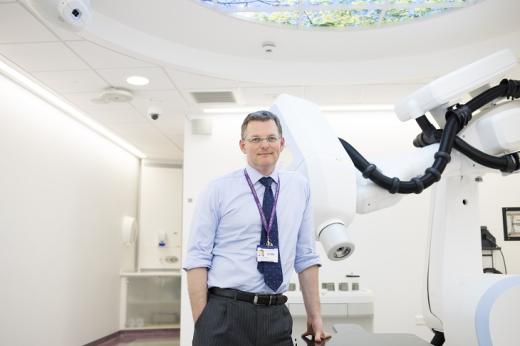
[
  {"xmin": 253, "ymin": 295, "xmax": 258, "ymax": 304},
  {"xmin": 269, "ymin": 295, "xmax": 273, "ymax": 305}
]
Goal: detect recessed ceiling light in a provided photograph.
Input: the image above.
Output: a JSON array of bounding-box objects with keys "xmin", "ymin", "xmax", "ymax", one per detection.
[{"xmin": 126, "ymin": 75, "xmax": 150, "ymax": 86}]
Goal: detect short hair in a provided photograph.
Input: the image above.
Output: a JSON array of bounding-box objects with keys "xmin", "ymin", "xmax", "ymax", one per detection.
[{"xmin": 241, "ymin": 110, "xmax": 283, "ymax": 140}]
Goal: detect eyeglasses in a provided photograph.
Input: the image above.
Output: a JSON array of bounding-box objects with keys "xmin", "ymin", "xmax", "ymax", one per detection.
[{"xmin": 245, "ymin": 135, "xmax": 280, "ymax": 144}]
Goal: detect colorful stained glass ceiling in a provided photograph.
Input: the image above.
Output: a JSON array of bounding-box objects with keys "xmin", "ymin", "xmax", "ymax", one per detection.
[{"xmin": 197, "ymin": 0, "xmax": 482, "ymax": 30}]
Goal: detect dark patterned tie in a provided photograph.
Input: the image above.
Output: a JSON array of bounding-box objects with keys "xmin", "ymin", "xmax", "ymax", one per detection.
[{"xmin": 257, "ymin": 177, "xmax": 283, "ymax": 291}]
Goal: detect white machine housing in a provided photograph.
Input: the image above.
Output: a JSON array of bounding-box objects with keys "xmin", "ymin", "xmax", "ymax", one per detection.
[
  {"xmin": 270, "ymin": 96, "xmax": 357, "ymax": 261},
  {"xmin": 272, "ymin": 49, "xmax": 520, "ymax": 345},
  {"xmin": 394, "ymin": 49, "xmax": 517, "ymax": 123}
]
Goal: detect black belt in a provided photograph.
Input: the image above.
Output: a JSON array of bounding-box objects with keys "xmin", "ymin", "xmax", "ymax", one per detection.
[{"xmin": 209, "ymin": 287, "xmax": 287, "ymax": 306}]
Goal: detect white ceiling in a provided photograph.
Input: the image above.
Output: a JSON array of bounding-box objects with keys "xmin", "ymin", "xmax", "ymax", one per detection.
[{"xmin": 1, "ymin": 0, "xmax": 519, "ymax": 161}]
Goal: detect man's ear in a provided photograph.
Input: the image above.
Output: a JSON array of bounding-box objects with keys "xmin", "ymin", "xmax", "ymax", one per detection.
[
  {"xmin": 280, "ymin": 136, "xmax": 285, "ymax": 151},
  {"xmin": 239, "ymin": 139, "xmax": 246, "ymax": 153}
]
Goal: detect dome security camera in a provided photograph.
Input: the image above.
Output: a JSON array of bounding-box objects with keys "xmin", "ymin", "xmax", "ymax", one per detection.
[
  {"xmin": 57, "ymin": 0, "xmax": 91, "ymax": 30},
  {"xmin": 147, "ymin": 106, "xmax": 162, "ymax": 121}
]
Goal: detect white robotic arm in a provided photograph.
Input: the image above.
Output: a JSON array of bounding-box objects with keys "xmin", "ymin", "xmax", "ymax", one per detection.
[
  {"xmin": 271, "ymin": 95, "xmax": 358, "ymax": 260},
  {"xmin": 271, "ymin": 49, "xmax": 520, "ymax": 346}
]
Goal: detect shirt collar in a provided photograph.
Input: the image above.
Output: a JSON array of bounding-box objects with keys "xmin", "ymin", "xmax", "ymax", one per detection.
[{"xmin": 245, "ymin": 164, "xmax": 279, "ymax": 185}]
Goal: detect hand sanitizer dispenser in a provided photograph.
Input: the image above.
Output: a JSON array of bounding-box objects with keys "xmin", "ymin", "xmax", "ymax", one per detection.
[{"xmin": 158, "ymin": 231, "xmax": 167, "ymax": 247}]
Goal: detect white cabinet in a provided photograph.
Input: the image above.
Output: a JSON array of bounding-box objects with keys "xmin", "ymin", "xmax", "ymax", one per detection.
[
  {"xmin": 120, "ymin": 273, "xmax": 181, "ymax": 329},
  {"xmin": 119, "ymin": 162, "xmax": 184, "ymax": 330},
  {"xmin": 286, "ymin": 290, "xmax": 374, "ymax": 333}
]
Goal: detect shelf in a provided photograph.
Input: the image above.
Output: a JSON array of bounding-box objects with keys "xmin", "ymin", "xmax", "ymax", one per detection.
[
  {"xmin": 121, "ymin": 271, "xmax": 181, "ymax": 277},
  {"xmin": 127, "ymin": 301, "xmax": 178, "ymax": 305}
]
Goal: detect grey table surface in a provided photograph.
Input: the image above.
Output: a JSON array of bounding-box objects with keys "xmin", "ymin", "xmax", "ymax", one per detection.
[{"xmin": 294, "ymin": 324, "xmax": 431, "ymax": 346}]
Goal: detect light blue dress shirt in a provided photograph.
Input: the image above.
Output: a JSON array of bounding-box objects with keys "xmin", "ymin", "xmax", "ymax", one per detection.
[{"xmin": 183, "ymin": 165, "xmax": 321, "ymax": 294}]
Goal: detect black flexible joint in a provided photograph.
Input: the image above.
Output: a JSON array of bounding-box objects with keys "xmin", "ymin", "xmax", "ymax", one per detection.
[
  {"xmin": 445, "ymin": 104, "xmax": 472, "ymax": 131},
  {"xmin": 414, "ymin": 116, "xmax": 441, "ymax": 147},
  {"xmin": 341, "ymin": 79, "xmax": 520, "ymax": 195},
  {"xmin": 465, "ymin": 79, "xmax": 519, "ymax": 112},
  {"xmin": 412, "ymin": 86, "xmax": 520, "ymax": 174},
  {"xmin": 453, "ymin": 137, "xmax": 520, "ymax": 173},
  {"xmin": 501, "ymin": 79, "xmax": 520, "ymax": 100},
  {"xmin": 339, "ymin": 117, "xmax": 459, "ymax": 195}
]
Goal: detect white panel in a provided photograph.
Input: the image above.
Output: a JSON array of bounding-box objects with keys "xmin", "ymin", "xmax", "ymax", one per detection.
[
  {"xmin": 0, "ymin": 3, "xmax": 57, "ymax": 43},
  {"xmin": 89, "ymin": 109, "xmax": 148, "ymax": 125},
  {"xmin": 32, "ymin": 69, "xmax": 109, "ymax": 93},
  {"xmin": 167, "ymin": 67, "xmax": 238, "ymax": 89},
  {"xmin": 167, "ymin": 134, "xmax": 184, "ymax": 150},
  {"xmin": 288, "ymin": 303, "xmax": 308, "ymax": 316},
  {"xmin": 111, "ymin": 123, "xmax": 182, "ymax": 160},
  {"xmin": 63, "ymin": 92, "xmax": 138, "ymax": 112},
  {"xmin": 67, "ymin": 41, "xmax": 154, "ymax": 69},
  {"xmin": 359, "ymin": 84, "xmax": 425, "ymax": 104},
  {"xmin": 139, "ymin": 165, "xmax": 183, "ymax": 270},
  {"xmin": 348, "ymin": 302, "xmax": 374, "ymax": 316},
  {"xmin": 0, "ymin": 42, "xmax": 89, "ymax": 71},
  {"xmin": 322, "ymin": 303, "xmax": 349, "ymax": 316},
  {"xmin": 241, "ymin": 86, "xmax": 304, "ymax": 106},
  {"xmin": 152, "ymin": 114, "xmax": 185, "ymax": 136},
  {"xmin": 289, "ymin": 303, "xmax": 348, "ymax": 316},
  {"xmin": 304, "ymin": 85, "xmax": 363, "ymax": 105},
  {"xmin": 131, "ymin": 90, "xmax": 187, "ymax": 114}
]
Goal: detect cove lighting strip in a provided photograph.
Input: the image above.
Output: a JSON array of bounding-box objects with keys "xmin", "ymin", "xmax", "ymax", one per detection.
[
  {"xmin": 320, "ymin": 104, "xmax": 394, "ymax": 112},
  {"xmin": 0, "ymin": 58, "xmax": 146, "ymax": 159},
  {"xmin": 203, "ymin": 104, "xmax": 394, "ymax": 114}
]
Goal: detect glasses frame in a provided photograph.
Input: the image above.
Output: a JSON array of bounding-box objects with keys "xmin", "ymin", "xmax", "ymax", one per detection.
[{"xmin": 244, "ymin": 135, "xmax": 281, "ymax": 145}]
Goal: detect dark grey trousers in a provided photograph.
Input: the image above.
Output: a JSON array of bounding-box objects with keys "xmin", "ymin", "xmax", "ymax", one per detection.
[{"xmin": 193, "ymin": 293, "xmax": 293, "ymax": 346}]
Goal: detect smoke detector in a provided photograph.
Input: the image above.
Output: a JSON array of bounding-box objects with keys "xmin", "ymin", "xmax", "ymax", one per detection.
[
  {"xmin": 92, "ymin": 87, "xmax": 133, "ymax": 104},
  {"xmin": 262, "ymin": 42, "xmax": 276, "ymax": 54}
]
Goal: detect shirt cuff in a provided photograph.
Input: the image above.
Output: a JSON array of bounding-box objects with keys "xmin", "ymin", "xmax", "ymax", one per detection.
[
  {"xmin": 294, "ymin": 256, "xmax": 321, "ymax": 274},
  {"xmin": 182, "ymin": 255, "xmax": 212, "ymax": 272}
]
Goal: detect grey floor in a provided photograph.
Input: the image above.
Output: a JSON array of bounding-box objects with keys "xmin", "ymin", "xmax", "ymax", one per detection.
[
  {"xmin": 115, "ymin": 340, "xmax": 178, "ymax": 346},
  {"xmin": 100, "ymin": 336, "xmax": 179, "ymax": 346}
]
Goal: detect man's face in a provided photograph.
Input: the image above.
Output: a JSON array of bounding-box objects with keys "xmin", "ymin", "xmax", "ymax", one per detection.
[{"xmin": 239, "ymin": 119, "xmax": 285, "ymax": 175}]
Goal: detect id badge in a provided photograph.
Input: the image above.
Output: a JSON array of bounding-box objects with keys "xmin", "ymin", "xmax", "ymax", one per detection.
[{"xmin": 256, "ymin": 245, "xmax": 279, "ymax": 263}]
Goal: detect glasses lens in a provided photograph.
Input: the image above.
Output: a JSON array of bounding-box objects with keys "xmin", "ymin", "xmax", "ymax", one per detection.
[{"xmin": 247, "ymin": 136, "xmax": 279, "ymax": 144}]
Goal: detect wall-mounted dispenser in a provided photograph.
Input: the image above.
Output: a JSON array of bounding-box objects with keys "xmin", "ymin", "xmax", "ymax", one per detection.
[
  {"xmin": 121, "ymin": 216, "xmax": 137, "ymax": 246},
  {"xmin": 158, "ymin": 230, "xmax": 167, "ymax": 247}
]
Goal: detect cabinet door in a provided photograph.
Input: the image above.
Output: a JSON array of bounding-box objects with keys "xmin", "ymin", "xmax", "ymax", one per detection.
[{"xmin": 125, "ymin": 276, "xmax": 181, "ymax": 328}]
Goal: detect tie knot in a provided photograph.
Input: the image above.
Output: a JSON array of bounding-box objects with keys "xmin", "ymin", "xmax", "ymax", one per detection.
[{"xmin": 259, "ymin": 177, "xmax": 274, "ymax": 187}]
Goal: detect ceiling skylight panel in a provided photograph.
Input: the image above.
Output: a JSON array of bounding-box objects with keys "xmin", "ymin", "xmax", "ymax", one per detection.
[{"xmin": 197, "ymin": 0, "xmax": 482, "ymax": 29}]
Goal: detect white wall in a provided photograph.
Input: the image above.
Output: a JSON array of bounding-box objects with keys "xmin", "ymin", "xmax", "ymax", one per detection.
[
  {"xmin": 0, "ymin": 74, "xmax": 139, "ymax": 345},
  {"xmin": 479, "ymin": 174, "xmax": 520, "ymax": 275},
  {"xmin": 180, "ymin": 110, "xmax": 520, "ymax": 344}
]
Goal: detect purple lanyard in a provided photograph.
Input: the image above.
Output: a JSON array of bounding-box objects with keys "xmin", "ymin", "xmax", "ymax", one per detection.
[{"xmin": 244, "ymin": 169, "xmax": 280, "ymax": 245}]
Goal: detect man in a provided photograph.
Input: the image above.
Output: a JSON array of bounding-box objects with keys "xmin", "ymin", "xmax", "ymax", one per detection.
[{"xmin": 183, "ymin": 110, "xmax": 330, "ymax": 345}]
